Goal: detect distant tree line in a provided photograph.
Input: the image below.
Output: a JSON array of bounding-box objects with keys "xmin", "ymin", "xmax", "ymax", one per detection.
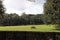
[{"xmin": 0, "ymin": 13, "xmax": 44, "ymax": 26}]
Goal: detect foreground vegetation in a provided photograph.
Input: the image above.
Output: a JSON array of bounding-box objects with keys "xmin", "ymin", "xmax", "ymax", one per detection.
[{"xmin": 0, "ymin": 25, "xmax": 60, "ymax": 32}]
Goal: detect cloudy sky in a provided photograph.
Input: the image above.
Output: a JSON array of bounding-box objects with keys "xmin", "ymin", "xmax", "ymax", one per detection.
[{"xmin": 3, "ymin": 0, "xmax": 45, "ymax": 15}]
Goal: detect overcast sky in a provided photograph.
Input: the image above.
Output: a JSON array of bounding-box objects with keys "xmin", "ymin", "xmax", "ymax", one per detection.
[{"xmin": 3, "ymin": 0, "xmax": 45, "ymax": 15}]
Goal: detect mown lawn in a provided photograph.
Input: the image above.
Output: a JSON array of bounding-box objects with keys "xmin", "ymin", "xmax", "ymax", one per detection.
[{"xmin": 0, "ymin": 25, "xmax": 60, "ymax": 32}]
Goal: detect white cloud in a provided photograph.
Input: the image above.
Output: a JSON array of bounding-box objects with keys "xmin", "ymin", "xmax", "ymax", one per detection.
[
  {"xmin": 27, "ymin": 0, "xmax": 45, "ymax": 4},
  {"xmin": 4, "ymin": 0, "xmax": 26, "ymax": 11},
  {"xmin": 3, "ymin": 0, "xmax": 44, "ymax": 15},
  {"xmin": 5, "ymin": 9, "xmax": 23, "ymax": 15},
  {"xmin": 25, "ymin": 2, "xmax": 43, "ymax": 14}
]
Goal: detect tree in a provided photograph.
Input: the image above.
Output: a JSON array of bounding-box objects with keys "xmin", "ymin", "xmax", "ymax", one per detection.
[
  {"xmin": 0, "ymin": 0, "xmax": 5, "ymax": 25},
  {"xmin": 0, "ymin": 0, "xmax": 5, "ymax": 17},
  {"xmin": 44, "ymin": 0, "xmax": 60, "ymax": 29}
]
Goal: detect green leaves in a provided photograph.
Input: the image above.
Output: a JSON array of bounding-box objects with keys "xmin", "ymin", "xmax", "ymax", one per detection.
[
  {"xmin": 0, "ymin": 0, "xmax": 5, "ymax": 16},
  {"xmin": 44, "ymin": 0, "xmax": 60, "ymax": 29}
]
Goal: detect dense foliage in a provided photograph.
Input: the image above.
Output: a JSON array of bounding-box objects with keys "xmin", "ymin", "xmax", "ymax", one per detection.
[
  {"xmin": 1, "ymin": 13, "xmax": 44, "ymax": 26},
  {"xmin": 0, "ymin": 0, "xmax": 5, "ymax": 25},
  {"xmin": 44, "ymin": 0, "xmax": 60, "ymax": 29},
  {"xmin": 0, "ymin": 0, "xmax": 5, "ymax": 17}
]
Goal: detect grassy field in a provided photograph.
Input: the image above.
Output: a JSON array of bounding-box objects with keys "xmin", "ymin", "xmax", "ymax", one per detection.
[{"xmin": 0, "ymin": 25, "xmax": 60, "ymax": 32}]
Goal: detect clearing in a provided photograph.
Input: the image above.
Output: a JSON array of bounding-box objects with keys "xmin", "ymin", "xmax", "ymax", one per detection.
[{"xmin": 0, "ymin": 25, "xmax": 60, "ymax": 32}]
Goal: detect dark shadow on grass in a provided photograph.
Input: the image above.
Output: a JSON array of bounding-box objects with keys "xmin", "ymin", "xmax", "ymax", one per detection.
[{"xmin": 53, "ymin": 29, "xmax": 60, "ymax": 31}]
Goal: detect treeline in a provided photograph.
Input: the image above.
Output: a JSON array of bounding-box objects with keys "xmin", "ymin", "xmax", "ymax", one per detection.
[{"xmin": 0, "ymin": 13, "xmax": 45, "ymax": 26}]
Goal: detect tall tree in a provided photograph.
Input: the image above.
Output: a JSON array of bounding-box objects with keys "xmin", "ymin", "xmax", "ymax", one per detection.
[
  {"xmin": 0, "ymin": 0, "xmax": 5, "ymax": 25},
  {"xmin": 44, "ymin": 0, "xmax": 60, "ymax": 29},
  {"xmin": 0, "ymin": 0, "xmax": 5, "ymax": 17}
]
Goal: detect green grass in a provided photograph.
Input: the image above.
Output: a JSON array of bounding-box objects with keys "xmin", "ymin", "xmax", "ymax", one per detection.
[{"xmin": 0, "ymin": 25, "xmax": 60, "ymax": 32}]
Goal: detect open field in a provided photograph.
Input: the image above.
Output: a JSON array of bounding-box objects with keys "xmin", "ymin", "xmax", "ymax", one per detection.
[{"xmin": 0, "ymin": 25, "xmax": 60, "ymax": 32}]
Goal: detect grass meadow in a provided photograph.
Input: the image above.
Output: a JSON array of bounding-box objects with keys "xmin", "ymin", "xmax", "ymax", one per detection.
[{"xmin": 0, "ymin": 25, "xmax": 60, "ymax": 32}]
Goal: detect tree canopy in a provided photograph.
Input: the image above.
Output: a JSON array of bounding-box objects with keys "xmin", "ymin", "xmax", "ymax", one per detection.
[
  {"xmin": 44, "ymin": 0, "xmax": 60, "ymax": 29},
  {"xmin": 0, "ymin": 0, "xmax": 5, "ymax": 17}
]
